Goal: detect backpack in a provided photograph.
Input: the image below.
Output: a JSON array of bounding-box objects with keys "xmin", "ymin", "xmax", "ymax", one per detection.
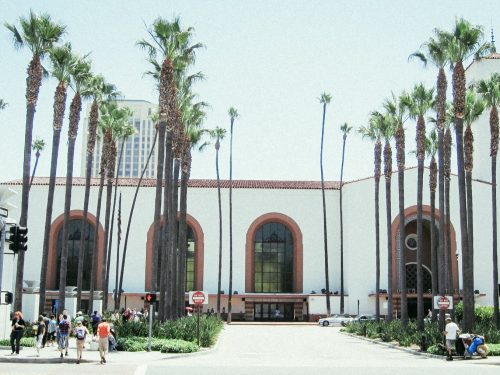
[{"xmin": 76, "ymin": 328, "xmax": 85, "ymax": 340}]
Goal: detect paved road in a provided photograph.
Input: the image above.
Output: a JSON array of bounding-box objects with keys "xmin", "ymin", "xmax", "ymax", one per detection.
[{"xmin": 1, "ymin": 324, "xmax": 499, "ymax": 375}]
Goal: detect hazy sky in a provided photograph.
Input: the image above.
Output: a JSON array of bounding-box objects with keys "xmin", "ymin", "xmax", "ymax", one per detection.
[{"xmin": 1, "ymin": 1, "xmax": 499, "ymax": 183}]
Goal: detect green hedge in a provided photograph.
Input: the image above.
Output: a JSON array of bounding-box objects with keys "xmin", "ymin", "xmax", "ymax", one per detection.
[
  {"xmin": 116, "ymin": 336, "xmax": 198, "ymax": 353},
  {"xmin": 114, "ymin": 315, "xmax": 223, "ymax": 348},
  {"xmin": 0, "ymin": 337, "xmax": 35, "ymax": 347}
]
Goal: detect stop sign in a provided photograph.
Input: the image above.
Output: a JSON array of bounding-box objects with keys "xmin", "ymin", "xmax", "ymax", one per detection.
[
  {"xmin": 192, "ymin": 291, "xmax": 205, "ymax": 305},
  {"xmin": 437, "ymin": 296, "xmax": 450, "ymax": 310}
]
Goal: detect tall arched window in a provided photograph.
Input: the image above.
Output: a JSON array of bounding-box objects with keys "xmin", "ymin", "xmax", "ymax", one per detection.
[
  {"xmin": 254, "ymin": 222, "xmax": 293, "ymax": 293},
  {"xmin": 56, "ymin": 219, "xmax": 95, "ymax": 290}
]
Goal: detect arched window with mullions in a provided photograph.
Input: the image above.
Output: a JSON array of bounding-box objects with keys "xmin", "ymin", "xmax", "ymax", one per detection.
[
  {"xmin": 56, "ymin": 219, "xmax": 95, "ymax": 290},
  {"xmin": 254, "ymin": 222, "xmax": 294, "ymax": 293}
]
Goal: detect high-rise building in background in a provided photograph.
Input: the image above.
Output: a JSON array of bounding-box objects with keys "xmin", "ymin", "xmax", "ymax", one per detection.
[{"xmin": 80, "ymin": 100, "xmax": 158, "ymax": 178}]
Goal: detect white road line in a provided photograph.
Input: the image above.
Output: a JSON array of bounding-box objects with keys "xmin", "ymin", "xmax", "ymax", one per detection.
[{"xmin": 133, "ymin": 364, "xmax": 148, "ymax": 375}]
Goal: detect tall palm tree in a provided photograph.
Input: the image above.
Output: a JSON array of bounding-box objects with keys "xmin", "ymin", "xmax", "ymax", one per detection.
[
  {"xmin": 411, "ymin": 30, "xmax": 451, "ymax": 329},
  {"xmin": 319, "ymin": 92, "xmax": 332, "ymax": 315},
  {"xmin": 358, "ymin": 116, "xmax": 382, "ymax": 320},
  {"xmin": 443, "ymin": 115, "xmax": 454, "ymax": 298},
  {"xmin": 476, "ymin": 73, "xmax": 500, "ymax": 328},
  {"xmin": 58, "ymin": 56, "xmax": 93, "ymax": 314},
  {"xmin": 463, "ymin": 89, "xmax": 485, "ymax": 312},
  {"xmin": 408, "ymin": 83, "xmax": 435, "ymax": 330},
  {"xmin": 29, "ymin": 137, "xmax": 45, "ymax": 188},
  {"xmin": 425, "ymin": 129, "xmax": 438, "ymax": 321},
  {"xmin": 38, "ymin": 43, "xmax": 73, "ymax": 315},
  {"xmin": 102, "ymin": 106, "xmax": 134, "ymax": 311},
  {"xmin": 227, "ymin": 106, "xmax": 239, "ymax": 323},
  {"xmin": 339, "ymin": 122, "xmax": 352, "ymax": 314},
  {"xmin": 77, "ymin": 76, "xmax": 119, "ymax": 311},
  {"xmin": 384, "ymin": 92, "xmax": 410, "ymax": 326},
  {"xmin": 213, "ymin": 126, "xmax": 226, "ymax": 316},
  {"xmin": 5, "ymin": 10, "xmax": 66, "ymax": 311},
  {"xmin": 447, "ymin": 18, "xmax": 490, "ymax": 331}
]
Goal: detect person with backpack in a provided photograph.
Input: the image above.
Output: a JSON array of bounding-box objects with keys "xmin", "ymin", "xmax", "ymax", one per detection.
[
  {"xmin": 74, "ymin": 320, "xmax": 89, "ymax": 364},
  {"xmin": 10, "ymin": 311, "xmax": 25, "ymax": 355},
  {"xmin": 91, "ymin": 311, "xmax": 101, "ymax": 336},
  {"xmin": 47, "ymin": 315, "xmax": 57, "ymax": 346},
  {"xmin": 57, "ymin": 314, "xmax": 71, "ymax": 358}
]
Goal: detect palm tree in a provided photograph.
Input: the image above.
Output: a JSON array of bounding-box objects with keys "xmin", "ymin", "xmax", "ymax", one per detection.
[
  {"xmin": 447, "ymin": 18, "xmax": 490, "ymax": 331},
  {"xmin": 443, "ymin": 115, "xmax": 454, "ymax": 298},
  {"xmin": 425, "ymin": 129, "xmax": 438, "ymax": 321},
  {"xmin": 358, "ymin": 117, "xmax": 382, "ymax": 320},
  {"xmin": 29, "ymin": 137, "xmax": 45, "ymax": 188},
  {"xmin": 384, "ymin": 92, "xmax": 410, "ymax": 326},
  {"xmin": 77, "ymin": 76, "xmax": 119, "ymax": 311},
  {"xmin": 58, "ymin": 56, "xmax": 93, "ymax": 314},
  {"xmin": 0, "ymin": 99, "xmax": 7, "ymax": 110},
  {"xmin": 463, "ymin": 90, "xmax": 485, "ymax": 317},
  {"xmin": 408, "ymin": 83, "xmax": 435, "ymax": 330},
  {"xmin": 213, "ymin": 126, "xmax": 226, "ymax": 316},
  {"xmin": 339, "ymin": 122, "xmax": 352, "ymax": 314},
  {"xmin": 5, "ymin": 10, "xmax": 66, "ymax": 311},
  {"xmin": 227, "ymin": 106, "xmax": 239, "ymax": 323},
  {"xmin": 319, "ymin": 92, "xmax": 332, "ymax": 315},
  {"xmin": 411, "ymin": 29, "xmax": 451, "ymax": 329},
  {"xmin": 476, "ymin": 73, "xmax": 500, "ymax": 328},
  {"xmin": 38, "ymin": 43, "xmax": 73, "ymax": 315}
]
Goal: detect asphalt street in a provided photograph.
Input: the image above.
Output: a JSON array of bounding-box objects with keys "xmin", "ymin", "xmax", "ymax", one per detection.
[{"xmin": 1, "ymin": 324, "xmax": 499, "ymax": 375}]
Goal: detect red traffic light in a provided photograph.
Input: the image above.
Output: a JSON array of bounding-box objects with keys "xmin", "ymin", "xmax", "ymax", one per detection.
[{"xmin": 145, "ymin": 293, "xmax": 157, "ymax": 303}]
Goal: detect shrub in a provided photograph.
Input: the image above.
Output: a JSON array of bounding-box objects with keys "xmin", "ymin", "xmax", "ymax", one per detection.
[
  {"xmin": 0, "ymin": 337, "xmax": 35, "ymax": 347},
  {"xmin": 161, "ymin": 339, "xmax": 198, "ymax": 353},
  {"xmin": 116, "ymin": 336, "xmax": 199, "ymax": 353}
]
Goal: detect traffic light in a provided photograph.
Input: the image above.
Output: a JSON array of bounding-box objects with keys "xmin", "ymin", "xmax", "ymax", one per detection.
[
  {"xmin": 145, "ymin": 293, "xmax": 157, "ymax": 303},
  {"xmin": 7, "ymin": 225, "xmax": 28, "ymax": 253},
  {"xmin": 5, "ymin": 292, "xmax": 13, "ymax": 304}
]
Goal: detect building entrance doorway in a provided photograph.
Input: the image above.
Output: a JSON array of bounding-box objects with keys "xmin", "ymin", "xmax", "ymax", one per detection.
[
  {"xmin": 407, "ymin": 298, "xmax": 432, "ymax": 319},
  {"xmin": 254, "ymin": 303, "xmax": 294, "ymax": 321}
]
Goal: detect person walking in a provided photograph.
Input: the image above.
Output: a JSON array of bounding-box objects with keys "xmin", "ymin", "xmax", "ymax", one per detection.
[
  {"xmin": 57, "ymin": 314, "xmax": 71, "ymax": 358},
  {"xmin": 35, "ymin": 315, "xmax": 45, "ymax": 357},
  {"xmin": 91, "ymin": 310, "xmax": 101, "ymax": 336},
  {"xmin": 47, "ymin": 315, "xmax": 57, "ymax": 346},
  {"xmin": 97, "ymin": 317, "xmax": 111, "ymax": 364},
  {"xmin": 74, "ymin": 321, "xmax": 89, "ymax": 364},
  {"xmin": 444, "ymin": 317, "xmax": 460, "ymax": 360},
  {"xmin": 10, "ymin": 311, "xmax": 25, "ymax": 355}
]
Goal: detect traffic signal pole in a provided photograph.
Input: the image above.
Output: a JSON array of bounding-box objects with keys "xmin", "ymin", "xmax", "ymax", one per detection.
[
  {"xmin": 148, "ymin": 303, "xmax": 153, "ymax": 351},
  {"xmin": 0, "ymin": 217, "xmax": 5, "ymax": 297}
]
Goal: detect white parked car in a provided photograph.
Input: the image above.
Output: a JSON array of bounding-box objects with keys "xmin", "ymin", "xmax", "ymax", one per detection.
[{"xmin": 318, "ymin": 314, "xmax": 354, "ymax": 327}]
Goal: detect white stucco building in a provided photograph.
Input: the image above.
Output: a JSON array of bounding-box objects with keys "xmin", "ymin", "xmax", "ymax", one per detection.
[{"xmin": 1, "ymin": 54, "xmax": 499, "ymax": 323}]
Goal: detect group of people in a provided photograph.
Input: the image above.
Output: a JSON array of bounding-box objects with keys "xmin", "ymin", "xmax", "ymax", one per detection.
[
  {"xmin": 444, "ymin": 316, "xmax": 489, "ymax": 360},
  {"xmin": 10, "ymin": 310, "xmax": 113, "ymax": 364}
]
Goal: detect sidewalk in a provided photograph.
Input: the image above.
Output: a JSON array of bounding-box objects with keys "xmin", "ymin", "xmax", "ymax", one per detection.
[{"xmin": 0, "ymin": 337, "xmax": 180, "ymax": 364}]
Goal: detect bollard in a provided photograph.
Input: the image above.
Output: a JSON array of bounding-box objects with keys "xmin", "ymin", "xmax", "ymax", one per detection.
[
  {"xmin": 420, "ymin": 334, "xmax": 427, "ymax": 352},
  {"xmin": 362, "ymin": 324, "xmax": 367, "ymax": 337}
]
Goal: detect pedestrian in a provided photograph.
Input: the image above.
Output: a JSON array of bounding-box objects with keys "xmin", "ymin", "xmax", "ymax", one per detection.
[
  {"xmin": 91, "ymin": 310, "xmax": 101, "ymax": 336},
  {"xmin": 41, "ymin": 313, "xmax": 50, "ymax": 348},
  {"xmin": 97, "ymin": 317, "xmax": 111, "ymax": 364},
  {"xmin": 462, "ymin": 334, "xmax": 489, "ymax": 358},
  {"xmin": 74, "ymin": 320, "xmax": 89, "ymax": 364},
  {"xmin": 10, "ymin": 311, "xmax": 25, "ymax": 355},
  {"xmin": 47, "ymin": 314, "xmax": 57, "ymax": 346},
  {"xmin": 443, "ymin": 317, "xmax": 460, "ymax": 361},
  {"xmin": 58, "ymin": 314, "xmax": 71, "ymax": 358},
  {"xmin": 35, "ymin": 315, "xmax": 45, "ymax": 357}
]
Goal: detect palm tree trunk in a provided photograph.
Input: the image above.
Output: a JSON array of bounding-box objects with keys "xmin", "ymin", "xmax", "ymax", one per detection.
[
  {"xmin": 320, "ymin": 103, "xmax": 331, "ymax": 315},
  {"xmin": 216, "ymin": 140, "xmax": 223, "ymax": 316},
  {"xmin": 339, "ymin": 134, "xmax": 347, "ymax": 314},
  {"xmin": 416, "ymin": 158, "xmax": 424, "ymax": 330},
  {"xmin": 464, "ymin": 126, "xmax": 475, "ymax": 325},
  {"xmin": 396, "ymin": 126, "xmax": 407, "ymax": 326},
  {"xmin": 39, "ymin": 82, "xmax": 68, "ymax": 314},
  {"xmin": 29, "ymin": 151, "xmax": 40, "ymax": 188},
  {"xmin": 38, "ymin": 127, "xmax": 63, "ymax": 315},
  {"xmin": 89, "ymin": 168, "xmax": 105, "ymax": 315},
  {"xmin": 118, "ymin": 130, "xmax": 158, "ymax": 310},
  {"xmin": 102, "ymin": 172, "xmax": 114, "ymax": 311},
  {"xmin": 57, "ymin": 92, "xmax": 82, "ymax": 314},
  {"xmin": 170, "ymin": 158, "xmax": 180, "ymax": 318},
  {"xmin": 374, "ymin": 140, "xmax": 381, "ymax": 320},
  {"xmin": 429, "ymin": 156, "xmax": 438, "ymax": 322},
  {"xmin": 77, "ymin": 99, "xmax": 98, "ymax": 311},
  {"xmin": 177, "ymin": 147, "xmax": 191, "ymax": 317},
  {"xmin": 106, "ymin": 138, "xmax": 126, "ymax": 307},
  {"xmin": 492, "ymin": 155, "xmax": 500, "ymax": 327},
  {"xmin": 228, "ymin": 119, "xmax": 235, "ymax": 323},
  {"xmin": 384, "ymin": 142, "xmax": 393, "ymax": 321},
  {"xmin": 14, "ymin": 55, "xmax": 42, "ymax": 312},
  {"xmin": 114, "ymin": 193, "xmax": 122, "ymax": 309}
]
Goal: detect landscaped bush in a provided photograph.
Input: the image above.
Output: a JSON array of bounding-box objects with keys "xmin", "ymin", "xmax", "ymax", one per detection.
[
  {"xmin": 114, "ymin": 315, "xmax": 223, "ymax": 350},
  {"xmin": 161, "ymin": 339, "xmax": 198, "ymax": 353},
  {"xmin": 0, "ymin": 337, "xmax": 35, "ymax": 347},
  {"xmin": 116, "ymin": 336, "xmax": 198, "ymax": 353}
]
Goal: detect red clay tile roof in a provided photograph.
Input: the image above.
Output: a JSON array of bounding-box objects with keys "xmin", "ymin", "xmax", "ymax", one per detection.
[{"xmin": 1, "ymin": 177, "xmax": 341, "ymax": 190}]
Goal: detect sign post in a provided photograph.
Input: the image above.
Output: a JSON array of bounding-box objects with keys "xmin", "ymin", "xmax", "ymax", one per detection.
[
  {"xmin": 145, "ymin": 293, "xmax": 157, "ymax": 352},
  {"xmin": 189, "ymin": 291, "xmax": 208, "ymax": 347}
]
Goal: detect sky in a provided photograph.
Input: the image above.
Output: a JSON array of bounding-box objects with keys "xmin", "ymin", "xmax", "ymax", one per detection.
[{"xmin": 1, "ymin": 0, "xmax": 499, "ymax": 183}]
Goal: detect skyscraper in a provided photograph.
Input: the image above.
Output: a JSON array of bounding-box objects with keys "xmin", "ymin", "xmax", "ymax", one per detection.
[{"xmin": 80, "ymin": 100, "xmax": 158, "ymax": 178}]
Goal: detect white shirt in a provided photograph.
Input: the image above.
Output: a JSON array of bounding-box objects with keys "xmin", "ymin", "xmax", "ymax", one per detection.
[{"xmin": 445, "ymin": 322, "xmax": 459, "ymax": 340}]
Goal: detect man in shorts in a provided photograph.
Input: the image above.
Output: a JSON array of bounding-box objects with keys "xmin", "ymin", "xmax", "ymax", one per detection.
[
  {"xmin": 97, "ymin": 317, "xmax": 110, "ymax": 364},
  {"xmin": 444, "ymin": 317, "xmax": 460, "ymax": 360}
]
